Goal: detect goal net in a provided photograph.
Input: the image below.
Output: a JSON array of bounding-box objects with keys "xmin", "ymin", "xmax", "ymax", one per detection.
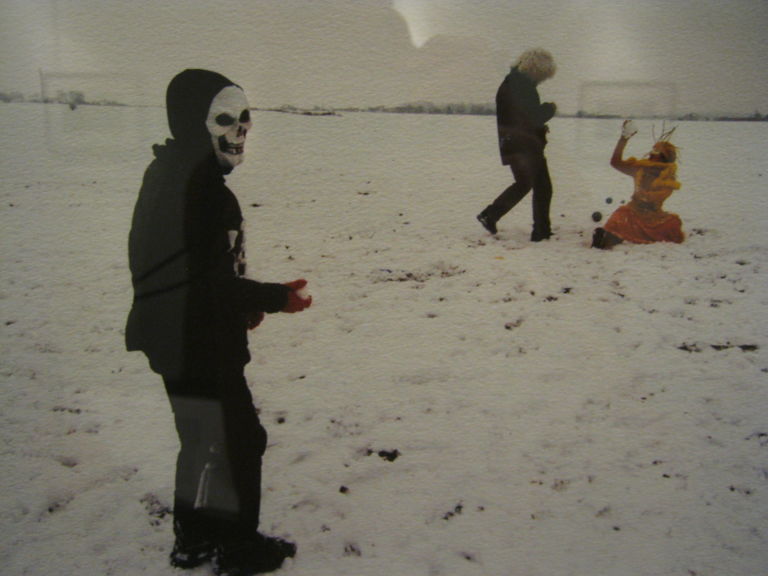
[
  {"xmin": 577, "ymin": 81, "xmax": 678, "ymax": 118},
  {"xmin": 39, "ymin": 70, "xmax": 145, "ymax": 106}
]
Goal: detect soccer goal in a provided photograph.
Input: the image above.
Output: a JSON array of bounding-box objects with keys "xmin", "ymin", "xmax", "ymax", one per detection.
[
  {"xmin": 39, "ymin": 69, "xmax": 143, "ymax": 106},
  {"xmin": 577, "ymin": 80, "xmax": 678, "ymax": 118}
]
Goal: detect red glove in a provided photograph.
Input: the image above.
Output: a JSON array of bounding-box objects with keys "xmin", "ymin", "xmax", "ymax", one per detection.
[{"xmin": 283, "ymin": 279, "xmax": 312, "ymax": 313}]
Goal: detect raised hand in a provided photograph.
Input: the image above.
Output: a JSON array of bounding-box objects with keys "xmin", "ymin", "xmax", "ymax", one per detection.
[{"xmin": 621, "ymin": 119, "xmax": 638, "ymax": 139}]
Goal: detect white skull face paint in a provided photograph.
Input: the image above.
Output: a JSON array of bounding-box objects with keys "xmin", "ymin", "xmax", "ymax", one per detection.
[{"xmin": 205, "ymin": 85, "xmax": 252, "ymax": 169}]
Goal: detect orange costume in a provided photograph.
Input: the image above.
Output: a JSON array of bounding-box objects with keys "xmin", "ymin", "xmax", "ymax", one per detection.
[{"xmin": 604, "ymin": 156, "xmax": 684, "ymax": 244}]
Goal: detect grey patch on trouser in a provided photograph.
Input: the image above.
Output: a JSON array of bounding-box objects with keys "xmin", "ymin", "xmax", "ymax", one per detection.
[
  {"xmin": 170, "ymin": 396, "xmax": 240, "ymax": 516},
  {"xmin": 194, "ymin": 443, "xmax": 239, "ymax": 514}
]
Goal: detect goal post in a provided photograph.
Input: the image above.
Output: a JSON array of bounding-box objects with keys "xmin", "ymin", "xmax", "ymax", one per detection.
[
  {"xmin": 577, "ymin": 80, "xmax": 678, "ymax": 118},
  {"xmin": 38, "ymin": 69, "xmax": 145, "ymax": 105}
]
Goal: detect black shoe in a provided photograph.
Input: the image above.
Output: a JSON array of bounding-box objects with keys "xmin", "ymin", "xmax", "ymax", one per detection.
[
  {"xmin": 213, "ymin": 534, "xmax": 296, "ymax": 576},
  {"xmin": 591, "ymin": 227, "xmax": 606, "ymax": 248},
  {"xmin": 170, "ymin": 535, "xmax": 215, "ymax": 569},
  {"xmin": 477, "ymin": 212, "xmax": 497, "ymax": 235},
  {"xmin": 592, "ymin": 227, "xmax": 622, "ymax": 249},
  {"xmin": 530, "ymin": 229, "xmax": 552, "ymax": 242}
]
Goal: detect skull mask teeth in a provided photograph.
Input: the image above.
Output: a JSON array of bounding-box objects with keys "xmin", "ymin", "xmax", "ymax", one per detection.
[{"xmin": 205, "ymin": 85, "xmax": 252, "ymax": 169}]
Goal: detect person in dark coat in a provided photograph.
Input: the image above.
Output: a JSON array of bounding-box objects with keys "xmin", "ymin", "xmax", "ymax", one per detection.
[
  {"xmin": 477, "ymin": 48, "xmax": 557, "ymax": 241},
  {"xmin": 126, "ymin": 69, "xmax": 311, "ymax": 575}
]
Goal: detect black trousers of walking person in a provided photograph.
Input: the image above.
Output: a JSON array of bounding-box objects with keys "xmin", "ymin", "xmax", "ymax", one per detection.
[
  {"xmin": 163, "ymin": 369, "xmax": 267, "ymax": 546},
  {"xmin": 486, "ymin": 152, "xmax": 553, "ymax": 240}
]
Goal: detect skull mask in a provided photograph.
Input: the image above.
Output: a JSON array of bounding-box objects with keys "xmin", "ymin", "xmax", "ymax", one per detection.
[{"xmin": 205, "ymin": 85, "xmax": 252, "ymax": 169}]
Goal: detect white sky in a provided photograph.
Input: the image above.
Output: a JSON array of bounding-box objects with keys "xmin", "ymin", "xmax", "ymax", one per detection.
[{"xmin": 1, "ymin": 0, "xmax": 766, "ymax": 115}]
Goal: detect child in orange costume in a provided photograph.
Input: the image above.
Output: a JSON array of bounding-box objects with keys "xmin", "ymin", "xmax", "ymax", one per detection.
[{"xmin": 593, "ymin": 121, "xmax": 684, "ymax": 249}]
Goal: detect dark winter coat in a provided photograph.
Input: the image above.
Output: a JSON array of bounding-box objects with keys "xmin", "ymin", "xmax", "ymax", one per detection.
[
  {"xmin": 125, "ymin": 70, "xmax": 288, "ymax": 378},
  {"xmin": 496, "ymin": 67, "xmax": 556, "ymax": 164}
]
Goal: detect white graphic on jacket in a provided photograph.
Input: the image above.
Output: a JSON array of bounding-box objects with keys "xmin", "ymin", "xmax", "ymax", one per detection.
[{"xmin": 227, "ymin": 227, "xmax": 247, "ymax": 277}]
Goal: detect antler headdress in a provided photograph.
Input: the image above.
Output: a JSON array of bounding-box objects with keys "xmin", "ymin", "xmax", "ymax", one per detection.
[{"xmin": 650, "ymin": 122, "xmax": 678, "ymax": 163}]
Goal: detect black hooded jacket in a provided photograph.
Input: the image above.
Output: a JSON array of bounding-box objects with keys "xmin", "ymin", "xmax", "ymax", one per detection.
[
  {"xmin": 126, "ymin": 69, "xmax": 288, "ymax": 378},
  {"xmin": 496, "ymin": 67, "xmax": 556, "ymax": 164}
]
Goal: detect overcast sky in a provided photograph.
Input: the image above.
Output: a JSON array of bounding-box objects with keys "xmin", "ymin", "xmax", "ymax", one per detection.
[{"xmin": 1, "ymin": 0, "xmax": 766, "ymax": 115}]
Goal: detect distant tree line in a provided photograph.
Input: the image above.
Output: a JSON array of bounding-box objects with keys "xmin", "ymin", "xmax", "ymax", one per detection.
[
  {"xmin": 258, "ymin": 105, "xmax": 339, "ymax": 116},
  {"xmin": 0, "ymin": 90, "xmax": 124, "ymax": 107},
  {"xmin": 673, "ymin": 111, "xmax": 768, "ymax": 122},
  {"xmin": 360, "ymin": 102, "xmax": 495, "ymax": 116},
  {"xmin": 0, "ymin": 91, "xmax": 27, "ymax": 103},
  {"xmin": 1, "ymin": 91, "xmax": 764, "ymax": 122},
  {"xmin": 355, "ymin": 102, "xmax": 767, "ymax": 121},
  {"xmin": 572, "ymin": 110, "xmax": 768, "ymax": 122}
]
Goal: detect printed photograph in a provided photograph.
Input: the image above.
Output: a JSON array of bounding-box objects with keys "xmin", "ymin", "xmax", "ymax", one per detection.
[{"xmin": 1, "ymin": 2, "xmax": 766, "ymax": 575}]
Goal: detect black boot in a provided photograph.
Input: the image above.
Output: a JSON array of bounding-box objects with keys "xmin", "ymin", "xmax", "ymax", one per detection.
[
  {"xmin": 530, "ymin": 227, "xmax": 552, "ymax": 242},
  {"xmin": 592, "ymin": 227, "xmax": 622, "ymax": 249},
  {"xmin": 477, "ymin": 210, "xmax": 498, "ymax": 235},
  {"xmin": 591, "ymin": 227, "xmax": 606, "ymax": 248},
  {"xmin": 169, "ymin": 519, "xmax": 215, "ymax": 569},
  {"xmin": 212, "ymin": 533, "xmax": 296, "ymax": 576}
]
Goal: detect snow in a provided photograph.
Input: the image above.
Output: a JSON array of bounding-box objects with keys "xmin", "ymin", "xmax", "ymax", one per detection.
[{"xmin": 1, "ymin": 103, "xmax": 767, "ymax": 575}]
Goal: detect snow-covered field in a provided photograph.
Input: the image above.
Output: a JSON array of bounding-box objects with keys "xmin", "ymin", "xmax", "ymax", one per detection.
[{"xmin": 1, "ymin": 103, "xmax": 767, "ymax": 575}]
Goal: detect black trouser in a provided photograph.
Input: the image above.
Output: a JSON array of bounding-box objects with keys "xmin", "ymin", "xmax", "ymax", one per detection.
[
  {"xmin": 486, "ymin": 153, "xmax": 552, "ymax": 235},
  {"xmin": 163, "ymin": 370, "xmax": 267, "ymax": 543}
]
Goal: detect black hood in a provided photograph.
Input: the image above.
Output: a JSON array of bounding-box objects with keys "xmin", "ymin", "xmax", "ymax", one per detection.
[{"xmin": 165, "ymin": 69, "xmax": 239, "ymax": 150}]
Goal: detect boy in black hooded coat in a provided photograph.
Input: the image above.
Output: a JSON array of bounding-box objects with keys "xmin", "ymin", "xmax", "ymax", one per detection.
[{"xmin": 126, "ymin": 69, "xmax": 311, "ymax": 575}]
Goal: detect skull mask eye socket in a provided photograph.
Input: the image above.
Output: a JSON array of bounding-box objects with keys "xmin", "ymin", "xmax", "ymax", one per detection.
[
  {"xmin": 215, "ymin": 113, "xmax": 236, "ymax": 127},
  {"xmin": 205, "ymin": 86, "xmax": 252, "ymax": 169},
  {"xmin": 214, "ymin": 110, "xmax": 249, "ymax": 127}
]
